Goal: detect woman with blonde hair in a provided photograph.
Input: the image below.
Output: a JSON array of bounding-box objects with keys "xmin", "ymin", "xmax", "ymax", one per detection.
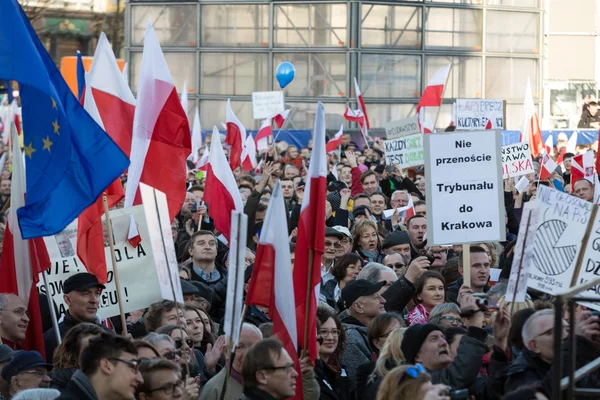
[
  {"xmin": 362, "ymin": 328, "xmax": 408, "ymax": 399},
  {"xmin": 376, "ymin": 365, "xmax": 451, "ymax": 400},
  {"xmin": 353, "ymin": 220, "xmax": 384, "ymax": 263}
]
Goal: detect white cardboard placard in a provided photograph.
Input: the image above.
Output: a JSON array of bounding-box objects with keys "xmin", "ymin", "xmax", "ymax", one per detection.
[
  {"xmin": 501, "ymin": 142, "xmax": 534, "ymax": 178},
  {"xmin": 455, "ymin": 99, "xmax": 504, "ymax": 130},
  {"xmin": 252, "ymin": 91, "xmax": 285, "ymax": 120},
  {"xmin": 383, "ymin": 134, "xmax": 424, "ymax": 169},
  {"xmin": 384, "ymin": 116, "xmax": 420, "ymax": 140}
]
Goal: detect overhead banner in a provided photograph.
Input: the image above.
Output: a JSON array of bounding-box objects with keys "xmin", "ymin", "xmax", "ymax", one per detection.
[
  {"xmin": 424, "ymin": 130, "xmax": 505, "ymax": 245},
  {"xmin": 252, "ymin": 91, "xmax": 285, "ymax": 120},
  {"xmin": 383, "ymin": 134, "xmax": 424, "ymax": 169},
  {"xmin": 384, "ymin": 116, "xmax": 420, "ymax": 140},
  {"xmin": 455, "ymin": 99, "xmax": 504, "ymax": 130},
  {"xmin": 38, "ymin": 202, "xmax": 182, "ymax": 319},
  {"xmin": 527, "ymin": 186, "xmax": 592, "ymax": 296},
  {"xmin": 501, "ymin": 142, "xmax": 534, "ymax": 178}
]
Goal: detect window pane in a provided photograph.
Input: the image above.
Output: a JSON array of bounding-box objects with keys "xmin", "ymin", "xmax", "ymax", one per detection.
[
  {"xmin": 274, "ymin": 3, "xmax": 348, "ymax": 47},
  {"xmin": 360, "ymin": 54, "xmax": 421, "ymax": 98},
  {"xmin": 285, "ymin": 102, "xmax": 348, "ymax": 130},
  {"xmin": 364, "ymin": 104, "xmax": 417, "ymax": 129},
  {"xmin": 201, "ymin": 5, "xmax": 269, "ymax": 47},
  {"xmin": 486, "ymin": 11, "xmax": 539, "ymax": 53},
  {"xmin": 274, "ymin": 53, "xmax": 346, "ymax": 97},
  {"xmin": 361, "ymin": 5, "xmax": 422, "ymax": 48},
  {"xmin": 425, "ymin": 56, "xmax": 482, "ymax": 98},
  {"xmin": 487, "ymin": 0, "xmax": 539, "ymax": 7},
  {"xmin": 201, "ymin": 53, "xmax": 268, "ymax": 96},
  {"xmin": 485, "ymin": 57, "xmax": 539, "ymax": 101},
  {"xmin": 131, "ymin": 5, "xmax": 197, "ymax": 47},
  {"xmin": 425, "ymin": 0, "xmax": 483, "ymax": 4},
  {"xmin": 129, "ymin": 52, "xmax": 197, "ymax": 94},
  {"xmin": 425, "ymin": 8, "xmax": 483, "ymax": 50},
  {"xmin": 199, "ymin": 100, "xmax": 258, "ymax": 130}
]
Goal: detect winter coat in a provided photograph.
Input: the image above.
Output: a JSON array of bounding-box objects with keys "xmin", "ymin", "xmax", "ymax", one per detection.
[
  {"xmin": 56, "ymin": 371, "xmax": 99, "ymax": 400},
  {"xmin": 381, "ymin": 276, "xmax": 416, "ymax": 314},
  {"xmin": 314, "ymin": 360, "xmax": 351, "ymax": 400},
  {"xmin": 49, "ymin": 367, "xmax": 77, "ymax": 392},
  {"xmin": 240, "ymin": 387, "xmax": 279, "ymax": 400},
  {"xmin": 339, "ymin": 315, "xmax": 373, "ymax": 390}
]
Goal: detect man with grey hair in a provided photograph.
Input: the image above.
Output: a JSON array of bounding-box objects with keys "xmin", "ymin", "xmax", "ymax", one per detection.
[
  {"xmin": 504, "ymin": 309, "xmax": 600, "ymax": 395},
  {"xmin": 356, "ymin": 263, "xmax": 397, "ymax": 294},
  {"xmin": 390, "ymin": 190, "xmax": 410, "ymax": 209},
  {"xmin": 0, "ymin": 293, "xmax": 30, "ymax": 347}
]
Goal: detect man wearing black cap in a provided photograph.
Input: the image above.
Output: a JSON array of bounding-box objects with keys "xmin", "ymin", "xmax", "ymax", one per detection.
[
  {"xmin": 1, "ymin": 351, "xmax": 52, "ymax": 397},
  {"xmin": 382, "ymin": 231, "xmax": 411, "ymax": 258},
  {"xmin": 0, "ymin": 345, "xmax": 15, "ymax": 399},
  {"xmin": 339, "ymin": 279, "xmax": 386, "ymax": 389},
  {"xmin": 43, "ymin": 272, "xmax": 111, "ymax": 363}
]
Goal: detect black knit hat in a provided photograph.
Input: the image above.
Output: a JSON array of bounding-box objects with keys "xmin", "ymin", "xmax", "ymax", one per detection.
[
  {"xmin": 401, "ymin": 324, "xmax": 444, "ymax": 364},
  {"xmin": 327, "ymin": 191, "xmax": 342, "ymax": 213},
  {"xmin": 382, "ymin": 231, "xmax": 410, "ymax": 250}
]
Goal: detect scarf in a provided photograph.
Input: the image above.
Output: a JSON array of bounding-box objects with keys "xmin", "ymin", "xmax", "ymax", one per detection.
[{"xmin": 408, "ymin": 304, "xmax": 430, "ymax": 326}]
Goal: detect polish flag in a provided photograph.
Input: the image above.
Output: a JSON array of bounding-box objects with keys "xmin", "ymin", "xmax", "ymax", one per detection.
[
  {"xmin": 225, "ymin": 99, "xmax": 246, "ymax": 171},
  {"xmin": 2, "ymin": 100, "xmax": 20, "ymax": 146},
  {"xmin": 566, "ymin": 131, "xmax": 578, "ymax": 154},
  {"xmin": 242, "ymin": 135, "xmax": 257, "ymax": 172},
  {"xmin": 354, "ymin": 77, "xmax": 370, "ymax": 130},
  {"xmin": 271, "ymin": 109, "xmax": 291, "ymax": 129},
  {"xmin": 124, "ymin": 21, "xmax": 192, "ymax": 222},
  {"xmin": 596, "ymin": 132, "xmax": 600, "ymax": 181},
  {"xmin": 189, "ymin": 107, "xmax": 202, "ymax": 163},
  {"xmin": 0, "ymin": 125, "xmax": 50, "ymax": 355},
  {"xmin": 416, "ymin": 64, "xmax": 451, "ymax": 113},
  {"xmin": 326, "ymin": 125, "xmax": 344, "ymax": 154},
  {"xmin": 245, "ymin": 181, "xmax": 302, "ymax": 399},
  {"xmin": 196, "ymin": 146, "xmax": 209, "ymax": 171},
  {"xmin": 127, "ymin": 214, "xmax": 142, "ymax": 248},
  {"xmin": 343, "ymin": 107, "xmax": 365, "ymax": 126},
  {"xmin": 417, "ymin": 110, "xmax": 434, "ymax": 134},
  {"xmin": 571, "ymin": 151, "xmax": 595, "ymax": 184},
  {"xmin": 79, "ymin": 33, "xmax": 130, "ymax": 284},
  {"xmin": 205, "ymin": 126, "xmax": 244, "ymax": 241},
  {"xmin": 255, "ymin": 118, "xmax": 273, "ymax": 152},
  {"xmin": 180, "ymin": 80, "xmax": 188, "ymax": 119},
  {"xmin": 401, "ymin": 195, "xmax": 416, "ymax": 223},
  {"xmin": 521, "ymin": 79, "xmax": 544, "ymax": 158},
  {"xmin": 539, "ymin": 153, "xmax": 558, "ymax": 181},
  {"xmin": 544, "ymin": 135, "xmax": 554, "ymax": 156},
  {"xmin": 121, "ymin": 62, "xmax": 128, "ymax": 85},
  {"xmin": 293, "ymin": 102, "xmax": 328, "ymax": 362}
]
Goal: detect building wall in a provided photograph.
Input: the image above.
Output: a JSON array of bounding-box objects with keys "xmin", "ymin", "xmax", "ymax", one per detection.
[{"xmin": 125, "ymin": 0, "xmax": 543, "ymax": 131}]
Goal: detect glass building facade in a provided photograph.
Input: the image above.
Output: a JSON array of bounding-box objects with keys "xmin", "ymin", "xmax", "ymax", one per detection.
[{"xmin": 125, "ymin": 0, "xmax": 542, "ymax": 131}]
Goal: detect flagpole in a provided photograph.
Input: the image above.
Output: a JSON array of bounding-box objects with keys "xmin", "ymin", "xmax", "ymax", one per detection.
[
  {"xmin": 220, "ymin": 305, "xmax": 248, "ymax": 400},
  {"xmin": 432, "ymin": 66, "xmax": 452, "ymax": 132},
  {"xmin": 43, "ymin": 272, "xmax": 62, "ymax": 345},
  {"xmin": 102, "ymin": 194, "xmax": 128, "ymax": 337},
  {"xmin": 509, "ymin": 211, "xmax": 532, "ymax": 316},
  {"xmin": 302, "ymin": 249, "xmax": 315, "ymax": 358}
]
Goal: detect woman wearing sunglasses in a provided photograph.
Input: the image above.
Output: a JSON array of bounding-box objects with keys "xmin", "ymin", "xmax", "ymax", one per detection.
[
  {"xmin": 408, "ymin": 271, "xmax": 447, "ymax": 326},
  {"xmin": 155, "ymin": 325, "xmax": 206, "ymax": 384},
  {"xmin": 377, "ymin": 364, "xmax": 451, "ymax": 400}
]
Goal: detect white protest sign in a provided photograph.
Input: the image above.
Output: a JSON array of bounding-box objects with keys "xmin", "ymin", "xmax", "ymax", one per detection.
[
  {"xmin": 424, "ymin": 130, "xmax": 505, "ymax": 245},
  {"xmin": 38, "ymin": 205, "xmax": 175, "ymax": 319},
  {"xmin": 455, "ymin": 99, "xmax": 504, "ymax": 130},
  {"xmin": 384, "ymin": 116, "xmax": 420, "ymax": 140},
  {"xmin": 383, "ymin": 134, "xmax": 424, "ymax": 169},
  {"xmin": 501, "ymin": 142, "xmax": 534, "ymax": 178},
  {"xmin": 505, "ymin": 201, "xmax": 539, "ymax": 302},
  {"xmin": 572, "ymin": 204, "xmax": 600, "ymax": 310},
  {"xmin": 252, "ymin": 91, "xmax": 284, "ymax": 120},
  {"xmin": 527, "ymin": 186, "xmax": 592, "ymax": 295}
]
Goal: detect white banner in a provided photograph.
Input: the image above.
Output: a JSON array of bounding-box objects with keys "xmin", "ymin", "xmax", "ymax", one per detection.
[
  {"xmin": 455, "ymin": 99, "xmax": 504, "ymax": 130},
  {"xmin": 384, "ymin": 116, "xmax": 420, "ymax": 140},
  {"xmin": 501, "ymin": 142, "xmax": 534, "ymax": 178},
  {"xmin": 252, "ymin": 91, "xmax": 285, "ymax": 120},
  {"xmin": 383, "ymin": 134, "xmax": 424, "ymax": 169},
  {"xmin": 424, "ymin": 130, "xmax": 505, "ymax": 245}
]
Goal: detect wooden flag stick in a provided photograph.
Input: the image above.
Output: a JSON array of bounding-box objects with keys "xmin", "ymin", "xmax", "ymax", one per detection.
[
  {"xmin": 570, "ymin": 204, "xmax": 599, "ymax": 288},
  {"xmin": 43, "ymin": 272, "xmax": 62, "ymax": 345},
  {"xmin": 462, "ymin": 244, "xmax": 471, "ymax": 289},
  {"xmin": 102, "ymin": 194, "xmax": 127, "ymax": 337},
  {"xmin": 302, "ymin": 249, "xmax": 315, "ymax": 358},
  {"xmin": 509, "ymin": 210, "xmax": 532, "ymax": 316}
]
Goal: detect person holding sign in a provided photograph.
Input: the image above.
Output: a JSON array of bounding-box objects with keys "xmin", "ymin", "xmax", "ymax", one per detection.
[{"xmin": 446, "ymin": 246, "xmax": 491, "ymax": 305}]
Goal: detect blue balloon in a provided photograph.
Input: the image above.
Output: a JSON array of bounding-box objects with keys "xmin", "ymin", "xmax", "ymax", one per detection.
[{"xmin": 276, "ymin": 62, "xmax": 295, "ymax": 89}]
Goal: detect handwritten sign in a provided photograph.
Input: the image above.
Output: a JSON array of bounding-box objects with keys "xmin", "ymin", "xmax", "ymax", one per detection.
[
  {"xmin": 501, "ymin": 142, "xmax": 534, "ymax": 178},
  {"xmin": 455, "ymin": 99, "xmax": 504, "ymax": 130},
  {"xmin": 384, "ymin": 116, "xmax": 420, "ymax": 140},
  {"xmin": 572, "ymin": 204, "xmax": 600, "ymax": 310},
  {"xmin": 252, "ymin": 91, "xmax": 285, "ymax": 120},
  {"xmin": 383, "ymin": 134, "xmax": 424, "ymax": 169},
  {"xmin": 423, "ymin": 130, "xmax": 505, "ymax": 245}
]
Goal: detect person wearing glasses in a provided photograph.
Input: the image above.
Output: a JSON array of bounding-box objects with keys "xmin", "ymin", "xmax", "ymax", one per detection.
[
  {"xmin": 314, "ymin": 306, "xmax": 349, "ymax": 400},
  {"xmin": 56, "ymin": 333, "xmax": 143, "ymax": 400},
  {"xmin": 1, "ymin": 351, "xmax": 52, "ymax": 398},
  {"xmin": 381, "ymin": 253, "xmax": 407, "ymax": 279},
  {"xmin": 321, "ymin": 228, "xmax": 346, "ymax": 285},
  {"xmin": 376, "ymin": 364, "xmax": 451, "ymax": 400},
  {"xmin": 0, "ymin": 293, "xmax": 29, "ymax": 348},
  {"xmin": 136, "ymin": 359, "xmax": 184, "ymax": 400},
  {"xmin": 428, "ymin": 303, "xmax": 462, "ymax": 329},
  {"xmin": 241, "ymin": 338, "xmax": 298, "ymax": 400}
]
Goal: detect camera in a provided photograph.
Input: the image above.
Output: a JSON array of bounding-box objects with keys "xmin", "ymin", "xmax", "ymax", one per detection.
[
  {"xmin": 418, "ymin": 249, "xmax": 435, "ymax": 266},
  {"xmin": 449, "ymin": 389, "xmax": 469, "ymax": 400}
]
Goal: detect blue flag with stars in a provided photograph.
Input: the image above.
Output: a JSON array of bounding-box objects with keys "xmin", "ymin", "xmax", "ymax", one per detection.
[{"xmin": 0, "ymin": 0, "xmax": 129, "ymax": 238}]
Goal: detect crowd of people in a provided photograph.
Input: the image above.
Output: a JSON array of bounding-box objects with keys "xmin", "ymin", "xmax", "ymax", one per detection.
[{"xmin": 1, "ymin": 128, "xmax": 600, "ymax": 400}]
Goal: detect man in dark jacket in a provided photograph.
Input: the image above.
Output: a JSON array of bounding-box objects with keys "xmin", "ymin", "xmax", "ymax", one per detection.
[
  {"xmin": 339, "ymin": 280, "xmax": 386, "ymax": 388},
  {"xmin": 577, "ymin": 101, "xmax": 600, "ymax": 128},
  {"xmin": 43, "ymin": 273, "xmax": 112, "ymax": 363},
  {"xmin": 57, "ymin": 333, "xmax": 143, "ymax": 400}
]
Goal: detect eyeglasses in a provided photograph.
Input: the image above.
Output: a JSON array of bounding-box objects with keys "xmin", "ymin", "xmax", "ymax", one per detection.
[
  {"xmin": 174, "ymin": 338, "xmax": 194, "ymax": 349},
  {"xmin": 319, "ymin": 329, "xmax": 340, "ymax": 338},
  {"xmin": 146, "ymin": 380, "xmax": 183, "ymax": 395},
  {"xmin": 440, "ymin": 316, "xmax": 462, "ymax": 325},
  {"xmin": 386, "ymin": 263, "xmax": 405, "ymax": 270},
  {"xmin": 399, "ymin": 364, "xmax": 426, "ymax": 383},
  {"xmin": 324, "ymin": 241, "xmax": 342, "ymax": 249},
  {"xmin": 264, "ymin": 363, "xmax": 295, "ymax": 374},
  {"xmin": 108, "ymin": 358, "xmax": 140, "ymax": 373},
  {"xmin": 20, "ymin": 369, "xmax": 49, "ymax": 378},
  {"xmin": 163, "ymin": 351, "xmax": 183, "ymax": 361},
  {"xmin": 0, "ymin": 307, "xmax": 29, "ymax": 318}
]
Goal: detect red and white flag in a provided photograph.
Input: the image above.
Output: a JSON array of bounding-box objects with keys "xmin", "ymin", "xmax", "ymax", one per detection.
[
  {"xmin": 271, "ymin": 109, "xmax": 291, "ymax": 129},
  {"xmin": 190, "ymin": 107, "xmax": 202, "ymax": 163},
  {"xmin": 539, "ymin": 153, "xmax": 558, "ymax": 181},
  {"xmin": 124, "ymin": 21, "xmax": 192, "ymax": 222},
  {"xmin": 121, "ymin": 62, "xmax": 128, "ymax": 85},
  {"xmin": 293, "ymin": 102, "xmax": 328, "ymax": 362},
  {"xmin": 180, "ymin": 80, "xmax": 188, "ymax": 119},
  {"xmin": 196, "ymin": 146, "xmax": 209, "ymax": 171},
  {"xmin": 241, "ymin": 134, "xmax": 257, "ymax": 172},
  {"xmin": 225, "ymin": 99, "xmax": 246, "ymax": 171},
  {"xmin": 326, "ymin": 125, "xmax": 344, "ymax": 154},
  {"xmin": 127, "ymin": 214, "xmax": 142, "ymax": 248},
  {"xmin": 566, "ymin": 131, "xmax": 578, "ymax": 154},
  {"xmin": 205, "ymin": 126, "xmax": 244, "ymax": 241},
  {"xmin": 354, "ymin": 77, "xmax": 370, "ymax": 135},
  {"xmin": 571, "ymin": 151, "xmax": 595, "ymax": 184},
  {"xmin": 0, "ymin": 125, "xmax": 49, "ymax": 355},
  {"xmin": 521, "ymin": 78, "xmax": 544, "ymax": 158},
  {"xmin": 255, "ymin": 118, "xmax": 273, "ymax": 152},
  {"xmin": 401, "ymin": 195, "xmax": 416, "ymax": 223},
  {"xmin": 416, "ymin": 64, "xmax": 451, "ymax": 134},
  {"xmin": 245, "ymin": 181, "xmax": 302, "ymax": 399},
  {"xmin": 544, "ymin": 135, "xmax": 554, "ymax": 156}
]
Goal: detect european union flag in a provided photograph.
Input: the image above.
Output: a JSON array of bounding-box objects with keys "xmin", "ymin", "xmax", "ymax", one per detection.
[{"xmin": 0, "ymin": 0, "xmax": 130, "ymax": 238}]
